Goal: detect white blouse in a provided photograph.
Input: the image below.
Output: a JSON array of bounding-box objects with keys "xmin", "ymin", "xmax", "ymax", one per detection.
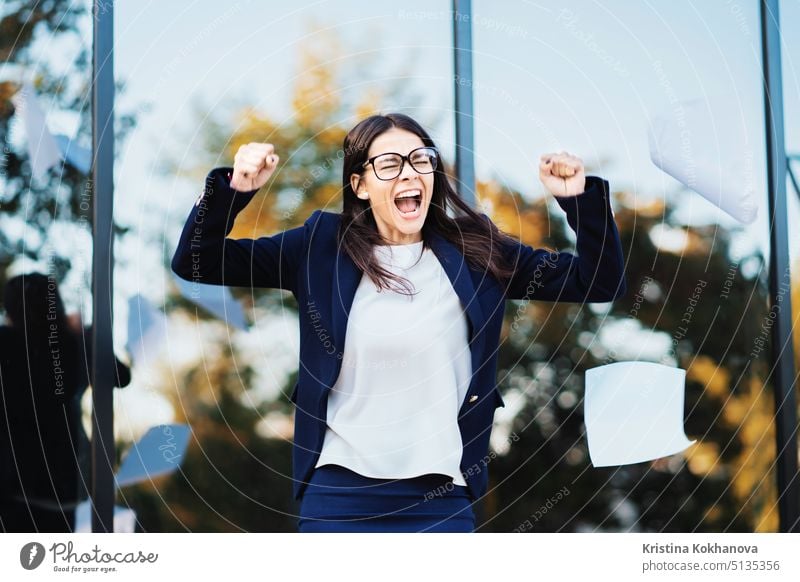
[{"xmin": 314, "ymin": 239, "xmax": 471, "ymax": 486}]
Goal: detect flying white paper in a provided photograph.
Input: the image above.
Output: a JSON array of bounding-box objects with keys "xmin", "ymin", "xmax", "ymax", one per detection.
[
  {"xmin": 173, "ymin": 274, "xmax": 248, "ymax": 330},
  {"xmin": 10, "ymin": 83, "xmax": 63, "ymax": 180},
  {"xmin": 115, "ymin": 424, "xmax": 191, "ymax": 488},
  {"xmin": 584, "ymin": 361, "xmax": 695, "ymax": 467},
  {"xmin": 74, "ymin": 501, "xmax": 137, "ymax": 533},
  {"xmin": 647, "ymin": 97, "xmax": 758, "ymax": 224},
  {"xmin": 72, "ymin": 424, "xmax": 190, "ymax": 530},
  {"xmin": 54, "ymin": 134, "xmax": 92, "ymax": 174},
  {"xmin": 126, "ymin": 294, "xmax": 169, "ymax": 368}
]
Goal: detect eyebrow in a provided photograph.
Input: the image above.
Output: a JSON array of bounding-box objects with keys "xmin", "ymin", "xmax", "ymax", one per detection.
[{"xmin": 372, "ymin": 148, "xmax": 427, "ymax": 157}]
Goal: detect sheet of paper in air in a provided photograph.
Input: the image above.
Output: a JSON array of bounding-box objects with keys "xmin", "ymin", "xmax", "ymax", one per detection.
[
  {"xmin": 74, "ymin": 501, "xmax": 137, "ymax": 533},
  {"xmin": 647, "ymin": 97, "xmax": 758, "ymax": 224},
  {"xmin": 584, "ymin": 361, "xmax": 695, "ymax": 467},
  {"xmin": 173, "ymin": 274, "xmax": 248, "ymax": 330},
  {"xmin": 10, "ymin": 83, "xmax": 63, "ymax": 180},
  {"xmin": 53, "ymin": 134, "xmax": 91, "ymax": 174},
  {"xmin": 126, "ymin": 294, "xmax": 168, "ymax": 368},
  {"xmin": 114, "ymin": 424, "xmax": 191, "ymax": 488}
]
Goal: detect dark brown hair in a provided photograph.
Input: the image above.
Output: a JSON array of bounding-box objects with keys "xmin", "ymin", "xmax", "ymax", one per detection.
[{"xmin": 339, "ymin": 113, "xmax": 517, "ymax": 295}]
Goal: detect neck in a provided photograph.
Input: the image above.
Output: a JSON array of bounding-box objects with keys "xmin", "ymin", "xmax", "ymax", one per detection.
[{"xmin": 379, "ymin": 233, "xmax": 423, "ymax": 246}]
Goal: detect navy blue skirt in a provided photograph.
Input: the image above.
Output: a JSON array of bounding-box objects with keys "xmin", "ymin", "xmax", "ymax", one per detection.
[{"xmin": 297, "ymin": 464, "xmax": 475, "ymax": 533}]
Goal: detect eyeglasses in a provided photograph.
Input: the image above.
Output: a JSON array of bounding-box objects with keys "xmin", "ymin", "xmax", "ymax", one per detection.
[{"xmin": 362, "ymin": 146, "xmax": 439, "ymax": 181}]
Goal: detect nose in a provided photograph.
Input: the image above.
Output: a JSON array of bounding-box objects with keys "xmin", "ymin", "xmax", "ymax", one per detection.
[{"xmin": 398, "ymin": 159, "xmax": 418, "ymax": 181}]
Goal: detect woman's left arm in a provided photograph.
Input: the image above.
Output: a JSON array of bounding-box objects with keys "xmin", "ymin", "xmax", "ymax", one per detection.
[{"xmin": 500, "ymin": 152, "xmax": 627, "ymax": 302}]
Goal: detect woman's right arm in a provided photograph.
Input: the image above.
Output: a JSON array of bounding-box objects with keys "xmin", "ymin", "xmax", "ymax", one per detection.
[{"xmin": 171, "ymin": 144, "xmax": 306, "ymax": 293}]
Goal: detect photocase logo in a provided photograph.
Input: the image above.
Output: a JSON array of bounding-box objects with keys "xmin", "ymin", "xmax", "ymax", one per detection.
[{"xmin": 20, "ymin": 542, "xmax": 46, "ymax": 570}]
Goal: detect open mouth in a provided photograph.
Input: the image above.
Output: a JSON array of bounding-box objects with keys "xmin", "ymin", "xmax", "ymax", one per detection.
[{"xmin": 394, "ymin": 190, "xmax": 422, "ymax": 215}]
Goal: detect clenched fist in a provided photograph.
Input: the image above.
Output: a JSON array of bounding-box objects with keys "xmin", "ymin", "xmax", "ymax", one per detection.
[
  {"xmin": 230, "ymin": 142, "xmax": 280, "ymax": 192},
  {"xmin": 539, "ymin": 151, "xmax": 586, "ymax": 197}
]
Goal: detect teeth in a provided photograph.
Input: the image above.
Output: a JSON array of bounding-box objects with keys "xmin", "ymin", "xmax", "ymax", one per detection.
[{"xmin": 396, "ymin": 190, "xmax": 421, "ymax": 199}]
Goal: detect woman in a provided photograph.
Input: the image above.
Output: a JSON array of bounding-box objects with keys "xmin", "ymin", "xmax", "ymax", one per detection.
[
  {"xmin": 0, "ymin": 273, "xmax": 131, "ymax": 532},
  {"xmin": 172, "ymin": 112, "xmax": 626, "ymax": 532}
]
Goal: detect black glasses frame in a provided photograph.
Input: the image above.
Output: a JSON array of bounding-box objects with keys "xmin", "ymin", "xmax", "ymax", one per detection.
[{"xmin": 362, "ymin": 146, "xmax": 440, "ymax": 181}]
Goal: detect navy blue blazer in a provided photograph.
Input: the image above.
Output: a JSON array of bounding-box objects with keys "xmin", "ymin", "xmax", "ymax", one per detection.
[{"xmin": 172, "ymin": 167, "xmax": 626, "ymax": 502}]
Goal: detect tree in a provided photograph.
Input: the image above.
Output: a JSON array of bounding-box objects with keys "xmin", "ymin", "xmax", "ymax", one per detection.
[
  {"xmin": 0, "ymin": 1, "xmax": 139, "ymax": 287},
  {"xmin": 488, "ymin": 188, "xmax": 782, "ymax": 532}
]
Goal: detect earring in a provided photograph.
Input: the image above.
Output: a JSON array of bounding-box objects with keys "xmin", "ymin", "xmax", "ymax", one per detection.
[{"xmin": 358, "ymin": 191, "xmax": 369, "ymax": 200}]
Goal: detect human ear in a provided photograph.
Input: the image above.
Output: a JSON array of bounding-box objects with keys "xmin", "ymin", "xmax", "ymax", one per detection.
[{"xmin": 351, "ymin": 173, "xmax": 369, "ymax": 200}]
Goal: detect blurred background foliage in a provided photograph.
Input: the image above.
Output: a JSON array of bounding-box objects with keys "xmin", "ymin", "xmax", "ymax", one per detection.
[{"xmin": 1, "ymin": 6, "xmax": 794, "ymax": 532}]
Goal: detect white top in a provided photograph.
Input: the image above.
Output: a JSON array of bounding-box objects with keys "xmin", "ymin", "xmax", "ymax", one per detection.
[{"xmin": 314, "ymin": 239, "xmax": 471, "ymax": 486}]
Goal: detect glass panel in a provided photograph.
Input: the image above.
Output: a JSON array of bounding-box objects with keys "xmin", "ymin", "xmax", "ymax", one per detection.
[{"xmin": 474, "ymin": 0, "xmax": 785, "ymax": 532}]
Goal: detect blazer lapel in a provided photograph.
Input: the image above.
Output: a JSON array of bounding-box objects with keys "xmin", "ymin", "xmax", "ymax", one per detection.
[
  {"xmin": 331, "ymin": 244, "xmax": 362, "ymax": 362},
  {"xmin": 427, "ymin": 230, "xmax": 487, "ymax": 367}
]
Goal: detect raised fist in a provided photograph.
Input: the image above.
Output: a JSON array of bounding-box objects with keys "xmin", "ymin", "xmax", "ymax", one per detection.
[
  {"xmin": 539, "ymin": 151, "xmax": 586, "ymax": 197},
  {"xmin": 230, "ymin": 142, "xmax": 280, "ymax": 192}
]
